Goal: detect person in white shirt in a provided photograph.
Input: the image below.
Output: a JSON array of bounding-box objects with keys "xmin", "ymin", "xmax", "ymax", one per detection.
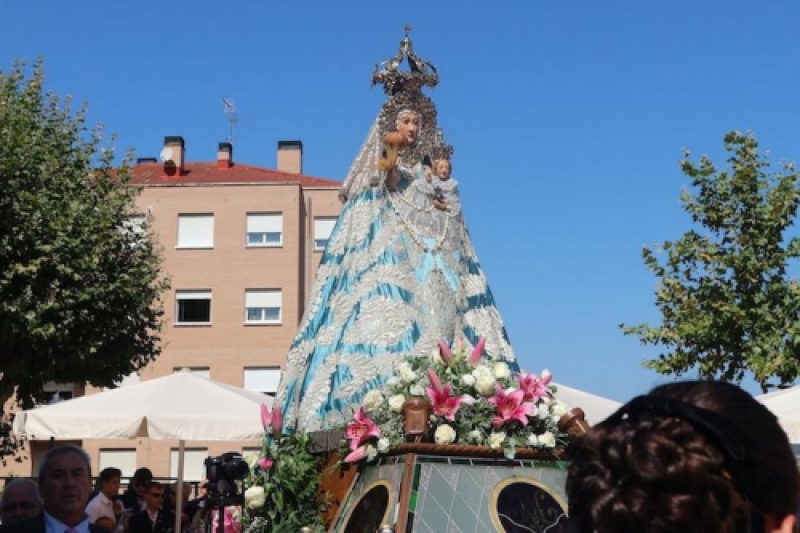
[{"xmin": 85, "ymin": 468, "xmax": 122, "ymax": 531}]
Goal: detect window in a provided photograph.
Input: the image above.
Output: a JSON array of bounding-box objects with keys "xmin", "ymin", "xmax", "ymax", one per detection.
[
  {"xmin": 314, "ymin": 217, "xmax": 337, "ymax": 251},
  {"xmin": 173, "ymin": 367, "xmax": 210, "ymax": 379},
  {"xmin": 170, "ymin": 448, "xmax": 208, "ymax": 482},
  {"xmin": 243, "ymin": 367, "xmax": 282, "ymax": 395},
  {"xmin": 246, "ymin": 213, "xmax": 283, "ymax": 247},
  {"xmin": 177, "ymin": 214, "xmax": 214, "ymax": 248},
  {"xmin": 176, "ymin": 290, "xmax": 212, "ymax": 324},
  {"xmin": 42, "ymin": 382, "xmax": 74, "ymax": 404},
  {"xmin": 99, "ymin": 449, "xmax": 137, "ymax": 478},
  {"xmin": 244, "ymin": 289, "xmax": 281, "ymax": 324}
]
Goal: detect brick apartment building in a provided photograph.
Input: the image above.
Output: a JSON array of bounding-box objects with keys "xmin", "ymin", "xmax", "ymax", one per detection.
[{"xmin": 4, "ymin": 136, "xmax": 342, "ymax": 482}]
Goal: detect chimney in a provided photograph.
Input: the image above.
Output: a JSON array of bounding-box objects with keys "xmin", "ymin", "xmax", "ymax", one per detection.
[
  {"xmin": 217, "ymin": 142, "xmax": 233, "ymax": 169},
  {"xmin": 277, "ymin": 140, "xmax": 303, "ymax": 174},
  {"xmin": 162, "ymin": 136, "xmax": 185, "ymax": 176}
]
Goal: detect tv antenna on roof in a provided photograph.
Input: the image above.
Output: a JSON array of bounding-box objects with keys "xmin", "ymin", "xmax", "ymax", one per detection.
[{"xmin": 221, "ymin": 98, "xmax": 239, "ymax": 143}]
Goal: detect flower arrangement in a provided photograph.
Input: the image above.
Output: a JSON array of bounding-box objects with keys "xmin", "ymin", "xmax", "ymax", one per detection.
[
  {"xmin": 240, "ymin": 404, "xmax": 329, "ymax": 533},
  {"xmin": 343, "ymin": 338, "xmax": 570, "ymax": 462}
]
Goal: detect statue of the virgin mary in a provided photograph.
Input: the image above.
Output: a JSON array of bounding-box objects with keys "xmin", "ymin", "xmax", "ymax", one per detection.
[{"xmin": 277, "ymin": 29, "xmax": 518, "ymax": 433}]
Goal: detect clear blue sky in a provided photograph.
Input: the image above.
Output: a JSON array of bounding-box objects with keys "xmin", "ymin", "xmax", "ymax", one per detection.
[{"xmin": 3, "ymin": 1, "xmax": 799, "ymax": 402}]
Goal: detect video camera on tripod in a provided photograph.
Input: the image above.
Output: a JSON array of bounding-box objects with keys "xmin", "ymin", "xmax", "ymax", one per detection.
[{"xmin": 204, "ymin": 452, "xmax": 250, "ymax": 507}]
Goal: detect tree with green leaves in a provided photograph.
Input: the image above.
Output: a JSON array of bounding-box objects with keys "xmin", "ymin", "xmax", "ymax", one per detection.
[
  {"xmin": 622, "ymin": 131, "xmax": 800, "ymax": 391},
  {"xmin": 0, "ymin": 60, "xmax": 168, "ymax": 459}
]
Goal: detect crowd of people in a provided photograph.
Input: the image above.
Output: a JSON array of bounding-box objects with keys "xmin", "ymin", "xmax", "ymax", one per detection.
[{"xmin": 0, "ymin": 450, "xmax": 209, "ymax": 533}]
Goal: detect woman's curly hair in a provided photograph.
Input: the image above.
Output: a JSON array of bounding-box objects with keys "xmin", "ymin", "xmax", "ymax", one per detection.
[{"xmin": 566, "ymin": 381, "xmax": 798, "ymax": 533}]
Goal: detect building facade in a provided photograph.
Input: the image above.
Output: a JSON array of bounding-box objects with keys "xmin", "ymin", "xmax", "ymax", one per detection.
[{"xmin": 4, "ymin": 137, "xmax": 341, "ymax": 482}]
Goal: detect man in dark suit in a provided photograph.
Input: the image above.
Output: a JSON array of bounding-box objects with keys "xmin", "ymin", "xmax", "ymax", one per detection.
[
  {"xmin": 128, "ymin": 481, "xmax": 175, "ymax": 533},
  {"xmin": 0, "ymin": 444, "xmax": 111, "ymax": 533}
]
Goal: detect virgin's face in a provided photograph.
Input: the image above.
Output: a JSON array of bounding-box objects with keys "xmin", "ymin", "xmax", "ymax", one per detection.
[{"xmin": 396, "ymin": 112, "xmax": 421, "ymax": 144}]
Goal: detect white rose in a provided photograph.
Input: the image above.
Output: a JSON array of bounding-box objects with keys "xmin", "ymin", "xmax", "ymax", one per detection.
[
  {"xmin": 475, "ymin": 374, "xmax": 496, "ymax": 396},
  {"xmin": 386, "ymin": 376, "xmax": 400, "ymax": 387},
  {"xmin": 550, "ymin": 400, "xmax": 568, "ymax": 417},
  {"xmin": 538, "ymin": 407, "xmax": 551, "ymax": 420},
  {"xmin": 244, "ymin": 486, "xmax": 266, "ymax": 509},
  {"xmin": 468, "ymin": 429, "xmax": 483, "ymax": 443},
  {"xmin": 399, "ymin": 367, "xmax": 419, "ymax": 384},
  {"xmin": 366, "ymin": 444, "xmax": 378, "ymax": 461},
  {"xmin": 388, "ymin": 394, "xmax": 406, "ymax": 412},
  {"xmin": 493, "ymin": 362, "xmax": 511, "ymax": 379},
  {"xmin": 363, "ymin": 390, "xmax": 384, "ymax": 412},
  {"xmin": 377, "ymin": 437, "xmax": 391, "ymax": 453},
  {"xmin": 461, "ymin": 374, "xmax": 476, "ymax": 386},
  {"xmin": 472, "ymin": 365, "xmax": 496, "ymax": 396},
  {"xmin": 434, "ymin": 424, "xmax": 457, "ymax": 444},
  {"xmin": 472, "ymin": 365, "xmax": 492, "ymax": 379},
  {"xmin": 460, "ymin": 394, "xmax": 477, "ymax": 405},
  {"xmin": 527, "ymin": 434, "xmax": 539, "ymax": 446},
  {"xmin": 488, "ymin": 431, "xmax": 506, "ymax": 449},
  {"xmin": 538, "ymin": 431, "xmax": 556, "ymax": 448},
  {"xmin": 409, "ymin": 384, "xmax": 425, "ymax": 397}
]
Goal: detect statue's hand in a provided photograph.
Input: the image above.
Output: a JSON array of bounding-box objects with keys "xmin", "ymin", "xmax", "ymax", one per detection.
[
  {"xmin": 433, "ymin": 198, "xmax": 449, "ymax": 211},
  {"xmin": 378, "ymin": 144, "xmax": 399, "ymax": 171},
  {"xmin": 378, "ymin": 131, "xmax": 406, "ymax": 171}
]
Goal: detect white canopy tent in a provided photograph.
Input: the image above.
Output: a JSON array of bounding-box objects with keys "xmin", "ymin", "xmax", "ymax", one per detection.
[
  {"xmin": 756, "ymin": 385, "xmax": 800, "ymax": 444},
  {"xmin": 12, "ymin": 370, "xmax": 272, "ymax": 532},
  {"xmin": 553, "ymin": 382, "xmax": 622, "ymax": 425}
]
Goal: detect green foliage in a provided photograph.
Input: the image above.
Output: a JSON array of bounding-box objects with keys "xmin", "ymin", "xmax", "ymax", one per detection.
[
  {"xmin": 241, "ymin": 432, "xmax": 328, "ymax": 533},
  {"xmin": 0, "ymin": 59, "xmax": 168, "ymax": 457},
  {"xmin": 622, "ymin": 131, "xmax": 800, "ymax": 390}
]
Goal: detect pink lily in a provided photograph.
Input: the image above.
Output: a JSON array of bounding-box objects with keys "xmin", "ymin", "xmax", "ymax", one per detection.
[
  {"xmin": 260, "ymin": 403, "xmax": 271, "ymax": 430},
  {"xmin": 271, "ymin": 404, "xmax": 283, "ymax": 437},
  {"xmin": 258, "ymin": 457, "xmax": 273, "ymax": 471},
  {"xmin": 425, "ymin": 368, "xmax": 463, "ymax": 421},
  {"xmin": 437, "ymin": 339, "xmax": 453, "ymax": 365},
  {"xmin": 345, "ymin": 408, "xmax": 380, "ymax": 451},
  {"xmin": 344, "ymin": 445, "xmax": 369, "ymax": 463},
  {"xmin": 260, "ymin": 403, "xmax": 283, "ymax": 437},
  {"xmin": 517, "ymin": 370, "xmax": 553, "ymax": 403},
  {"xmin": 488, "ymin": 383, "xmax": 537, "ymax": 427},
  {"xmin": 468, "ymin": 337, "xmax": 487, "ymax": 367}
]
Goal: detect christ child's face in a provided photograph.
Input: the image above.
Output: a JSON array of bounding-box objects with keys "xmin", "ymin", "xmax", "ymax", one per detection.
[
  {"xmin": 434, "ymin": 159, "xmax": 451, "ymax": 180},
  {"xmin": 396, "ymin": 111, "xmax": 421, "ymax": 144}
]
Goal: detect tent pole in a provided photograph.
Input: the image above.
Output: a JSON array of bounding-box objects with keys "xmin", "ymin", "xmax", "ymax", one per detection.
[{"xmin": 175, "ymin": 439, "xmax": 185, "ymax": 533}]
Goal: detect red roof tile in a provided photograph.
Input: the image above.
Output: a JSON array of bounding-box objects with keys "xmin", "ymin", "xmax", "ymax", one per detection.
[{"xmin": 129, "ymin": 162, "xmax": 340, "ymax": 188}]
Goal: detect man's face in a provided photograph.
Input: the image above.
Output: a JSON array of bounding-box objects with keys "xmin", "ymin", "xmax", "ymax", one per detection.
[
  {"xmin": 1, "ymin": 481, "xmax": 41, "ymax": 523},
  {"xmin": 39, "ymin": 451, "xmax": 91, "ymax": 525},
  {"xmin": 101, "ymin": 476, "xmax": 120, "ymax": 498},
  {"xmin": 144, "ymin": 486, "xmax": 164, "ymax": 512}
]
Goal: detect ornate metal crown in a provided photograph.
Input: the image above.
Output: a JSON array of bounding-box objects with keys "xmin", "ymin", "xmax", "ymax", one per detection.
[{"xmin": 371, "ymin": 24, "xmax": 439, "ymax": 95}]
